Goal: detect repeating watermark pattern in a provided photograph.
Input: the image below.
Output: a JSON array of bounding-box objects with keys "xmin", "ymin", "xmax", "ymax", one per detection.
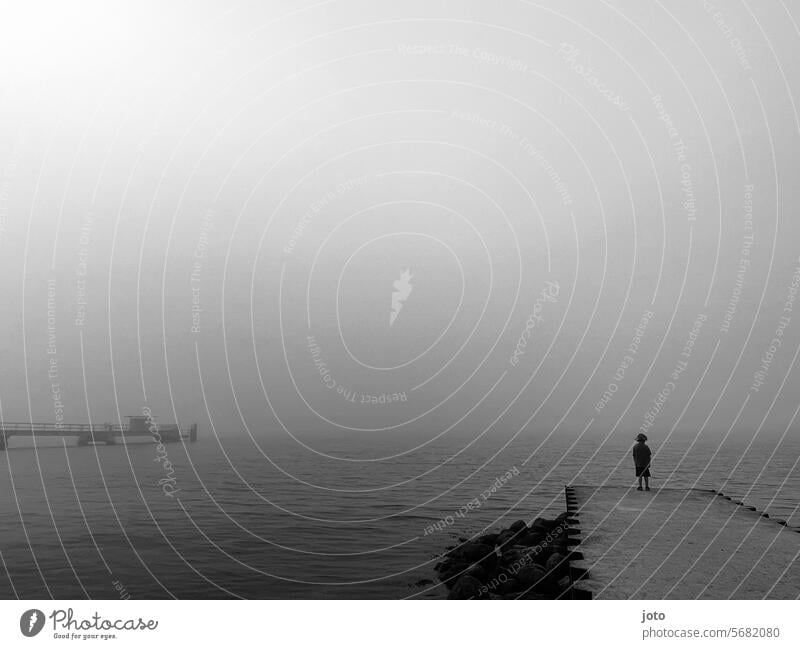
[
  {"xmin": 510, "ymin": 281, "xmax": 560, "ymax": 366},
  {"xmin": 702, "ymin": 1, "xmax": 753, "ymax": 72},
  {"xmin": 284, "ymin": 175, "xmax": 371, "ymax": 254},
  {"xmin": 450, "ymin": 109, "xmax": 573, "ymax": 206},
  {"xmin": 595, "ymin": 309, "xmax": 655, "ymax": 413},
  {"xmin": 190, "ymin": 207, "xmax": 215, "ymax": 334},
  {"xmin": 638, "ymin": 313, "xmax": 707, "ymax": 436},
  {"xmin": 398, "ymin": 42, "xmax": 528, "ymax": 73},
  {"xmin": 422, "ymin": 466, "xmax": 519, "ymax": 536},
  {"xmin": 389, "ymin": 269, "xmax": 413, "ymax": 326},
  {"xmin": 360, "ymin": 392, "xmax": 407, "ymax": 405},
  {"xmin": 111, "ymin": 578, "xmax": 131, "ymax": 600},
  {"xmin": 750, "ymin": 258, "xmax": 800, "ymax": 392},
  {"xmin": 142, "ymin": 407, "xmax": 180, "ymax": 498},
  {"xmin": 652, "ymin": 94, "xmax": 696, "ymax": 223},
  {"xmin": 307, "ymin": 334, "xmax": 337, "ymax": 390},
  {"xmin": 5, "ymin": 0, "xmax": 800, "ymax": 615},
  {"xmin": 557, "ymin": 43, "xmax": 630, "ymax": 111},
  {"xmin": 477, "ymin": 520, "xmax": 569, "ymax": 596},
  {"xmin": 74, "ymin": 210, "xmax": 92, "ymax": 328},
  {"xmin": 720, "ymin": 185, "xmax": 754, "ymax": 334},
  {"xmin": 516, "ymin": 137, "xmax": 574, "ymax": 207},
  {"xmin": 306, "ymin": 335, "xmax": 407, "ymax": 405},
  {"xmin": 46, "ymin": 279, "xmax": 66, "ymax": 429}
]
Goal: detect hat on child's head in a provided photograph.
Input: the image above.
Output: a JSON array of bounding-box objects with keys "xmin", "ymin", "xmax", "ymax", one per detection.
[{"xmin": 635, "ymin": 433, "xmax": 647, "ymax": 441}]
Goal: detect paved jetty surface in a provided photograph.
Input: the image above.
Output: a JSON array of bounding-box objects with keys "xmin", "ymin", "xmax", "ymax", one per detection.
[{"xmin": 569, "ymin": 486, "xmax": 800, "ymax": 599}]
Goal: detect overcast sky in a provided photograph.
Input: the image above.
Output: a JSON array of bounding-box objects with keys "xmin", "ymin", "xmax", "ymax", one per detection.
[{"xmin": 1, "ymin": 0, "xmax": 799, "ymax": 447}]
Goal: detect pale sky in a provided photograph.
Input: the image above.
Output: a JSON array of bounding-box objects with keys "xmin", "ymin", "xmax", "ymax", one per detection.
[{"xmin": 1, "ymin": 0, "xmax": 799, "ymax": 446}]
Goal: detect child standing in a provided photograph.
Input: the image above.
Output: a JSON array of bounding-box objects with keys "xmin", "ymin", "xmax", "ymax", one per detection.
[{"xmin": 633, "ymin": 433, "xmax": 652, "ymax": 491}]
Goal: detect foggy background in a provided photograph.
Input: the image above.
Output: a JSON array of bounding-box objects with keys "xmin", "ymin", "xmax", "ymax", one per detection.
[{"xmin": 2, "ymin": 0, "xmax": 800, "ymax": 455}]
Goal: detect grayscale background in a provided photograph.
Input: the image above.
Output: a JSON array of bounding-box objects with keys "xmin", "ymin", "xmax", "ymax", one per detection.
[{"xmin": 0, "ymin": 0, "xmax": 798, "ymax": 599}]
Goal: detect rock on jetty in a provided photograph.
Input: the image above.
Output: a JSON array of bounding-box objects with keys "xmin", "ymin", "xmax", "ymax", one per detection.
[{"xmin": 435, "ymin": 513, "xmax": 576, "ymax": 599}]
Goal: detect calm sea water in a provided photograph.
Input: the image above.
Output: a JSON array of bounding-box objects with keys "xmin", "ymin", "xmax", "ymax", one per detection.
[{"xmin": 0, "ymin": 434, "xmax": 797, "ymax": 598}]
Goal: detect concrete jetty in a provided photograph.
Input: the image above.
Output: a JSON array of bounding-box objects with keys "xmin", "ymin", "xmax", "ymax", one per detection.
[{"xmin": 566, "ymin": 485, "xmax": 800, "ymax": 599}]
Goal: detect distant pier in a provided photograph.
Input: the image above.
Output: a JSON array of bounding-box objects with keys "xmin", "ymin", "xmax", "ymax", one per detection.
[
  {"xmin": 564, "ymin": 485, "xmax": 800, "ymax": 599},
  {"xmin": 0, "ymin": 416, "xmax": 197, "ymax": 450}
]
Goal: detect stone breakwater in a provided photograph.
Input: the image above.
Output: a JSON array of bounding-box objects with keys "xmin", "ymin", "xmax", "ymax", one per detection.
[{"xmin": 434, "ymin": 512, "xmax": 579, "ymax": 599}]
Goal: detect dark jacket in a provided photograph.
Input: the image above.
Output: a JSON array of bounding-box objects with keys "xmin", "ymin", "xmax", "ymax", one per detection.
[{"xmin": 632, "ymin": 442, "xmax": 651, "ymax": 467}]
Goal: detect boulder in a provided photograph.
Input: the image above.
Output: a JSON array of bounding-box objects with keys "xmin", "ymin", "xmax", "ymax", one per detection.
[
  {"xmin": 521, "ymin": 531, "xmax": 543, "ymax": 547},
  {"xmin": 554, "ymin": 576, "xmax": 572, "ymax": 598},
  {"xmin": 446, "ymin": 541, "xmax": 491, "ymax": 564},
  {"xmin": 509, "ymin": 520, "xmax": 528, "ymax": 534},
  {"xmin": 476, "ymin": 533, "xmax": 499, "ymax": 546},
  {"xmin": 497, "ymin": 576, "xmax": 520, "ymax": 596},
  {"xmin": 448, "ymin": 575, "xmax": 483, "ymax": 599},
  {"xmin": 516, "ymin": 564, "xmax": 545, "ymax": 588},
  {"xmin": 506, "ymin": 543, "xmax": 529, "ymax": 553},
  {"xmin": 432, "ymin": 511, "xmax": 571, "ymax": 599},
  {"xmin": 438, "ymin": 560, "xmax": 469, "ymax": 588},
  {"xmin": 516, "ymin": 564, "xmax": 554, "ymax": 593},
  {"xmin": 531, "ymin": 516, "xmax": 554, "ymax": 532},
  {"xmin": 495, "ymin": 530, "xmax": 518, "ymax": 550},
  {"xmin": 458, "ymin": 541, "xmax": 494, "ymax": 563},
  {"xmin": 545, "ymin": 552, "xmax": 567, "ymax": 578},
  {"xmin": 502, "ymin": 543, "xmax": 534, "ymax": 560},
  {"xmin": 465, "ymin": 563, "xmax": 488, "ymax": 584},
  {"xmin": 478, "ymin": 549, "xmax": 499, "ymax": 573},
  {"xmin": 500, "ymin": 547, "xmax": 531, "ymax": 570},
  {"xmin": 529, "ymin": 542, "xmax": 552, "ymax": 565}
]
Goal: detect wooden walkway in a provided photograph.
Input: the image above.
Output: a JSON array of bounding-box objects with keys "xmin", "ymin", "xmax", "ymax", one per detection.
[{"xmin": 566, "ymin": 486, "xmax": 800, "ymax": 599}]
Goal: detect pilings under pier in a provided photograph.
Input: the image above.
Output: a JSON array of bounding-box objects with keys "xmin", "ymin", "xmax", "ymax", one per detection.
[{"xmin": 564, "ymin": 485, "xmax": 800, "ymax": 599}]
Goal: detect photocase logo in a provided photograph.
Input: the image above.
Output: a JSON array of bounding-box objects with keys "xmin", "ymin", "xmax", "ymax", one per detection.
[
  {"xmin": 20, "ymin": 609, "xmax": 45, "ymax": 637},
  {"xmin": 389, "ymin": 269, "xmax": 413, "ymax": 326}
]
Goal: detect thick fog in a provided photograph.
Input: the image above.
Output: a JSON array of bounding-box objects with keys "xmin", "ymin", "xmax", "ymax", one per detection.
[{"xmin": 1, "ymin": 0, "xmax": 799, "ymax": 448}]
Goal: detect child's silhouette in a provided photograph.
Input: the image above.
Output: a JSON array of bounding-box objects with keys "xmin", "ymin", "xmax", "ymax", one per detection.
[{"xmin": 633, "ymin": 433, "xmax": 652, "ymax": 491}]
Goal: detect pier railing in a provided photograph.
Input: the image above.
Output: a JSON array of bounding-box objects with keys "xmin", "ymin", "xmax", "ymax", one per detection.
[
  {"xmin": 0, "ymin": 421, "xmax": 197, "ymax": 449},
  {"xmin": 0, "ymin": 422, "xmax": 126, "ymax": 434}
]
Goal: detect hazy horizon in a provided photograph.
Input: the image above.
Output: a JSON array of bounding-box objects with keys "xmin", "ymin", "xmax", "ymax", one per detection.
[{"xmin": 2, "ymin": 0, "xmax": 800, "ymax": 450}]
